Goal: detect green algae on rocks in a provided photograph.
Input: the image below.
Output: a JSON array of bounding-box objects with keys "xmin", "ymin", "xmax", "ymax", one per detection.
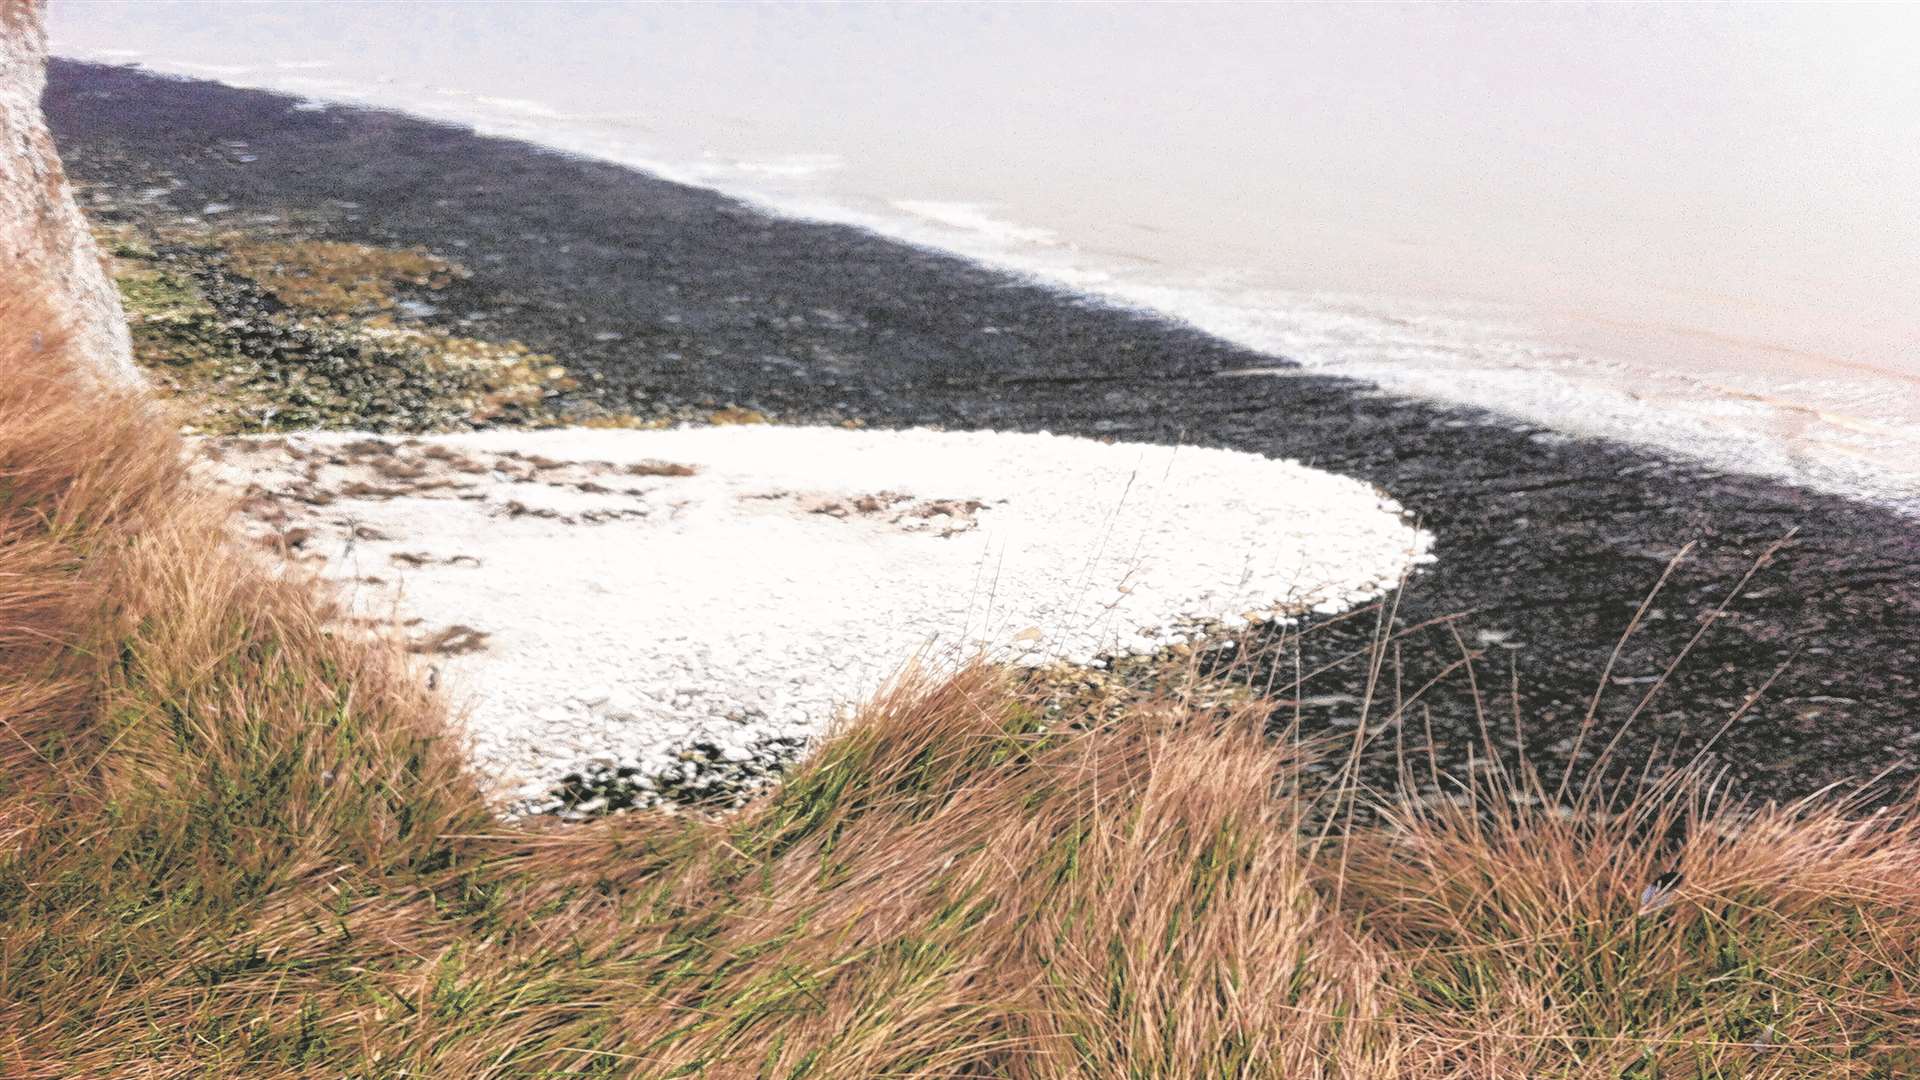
[
  {"xmin": 218, "ymin": 238, "xmax": 465, "ymax": 318},
  {"xmin": 102, "ymin": 219, "xmax": 581, "ymax": 434}
]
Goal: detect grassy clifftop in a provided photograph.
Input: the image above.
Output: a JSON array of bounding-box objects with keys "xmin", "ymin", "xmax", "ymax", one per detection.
[{"xmin": 3, "ymin": 281, "xmax": 1920, "ymax": 1076}]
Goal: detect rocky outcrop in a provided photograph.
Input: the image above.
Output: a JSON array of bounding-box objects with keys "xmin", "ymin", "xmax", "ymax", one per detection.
[{"xmin": 1, "ymin": 1, "xmax": 135, "ymax": 382}]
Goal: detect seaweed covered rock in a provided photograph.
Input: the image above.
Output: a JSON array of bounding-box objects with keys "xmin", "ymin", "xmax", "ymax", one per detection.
[{"xmin": 105, "ymin": 226, "xmax": 579, "ymax": 432}]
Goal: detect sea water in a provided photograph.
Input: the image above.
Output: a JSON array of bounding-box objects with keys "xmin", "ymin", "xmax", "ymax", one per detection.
[{"xmin": 50, "ymin": 2, "xmax": 1920, "ymax": 509}]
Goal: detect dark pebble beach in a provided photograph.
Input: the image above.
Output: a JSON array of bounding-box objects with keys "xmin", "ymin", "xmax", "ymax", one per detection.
[{"xmin": 45, "ymin": 60, "xmax": 1920, "ymax": 804}]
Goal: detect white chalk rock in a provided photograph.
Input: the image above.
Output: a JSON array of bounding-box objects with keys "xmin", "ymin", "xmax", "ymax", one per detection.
[
  {"xmin": 0, "ymin": 6, "xmax": 138, "ymax": 384},
  {"xmin": 202, "ymin": 426, "xmax": 1435, "ymax": 809}
]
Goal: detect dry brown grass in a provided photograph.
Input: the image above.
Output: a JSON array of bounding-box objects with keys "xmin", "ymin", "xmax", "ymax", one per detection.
[{"xmin": 4, "ymin": 280, "xmax": 1920, "ymax": 1077}]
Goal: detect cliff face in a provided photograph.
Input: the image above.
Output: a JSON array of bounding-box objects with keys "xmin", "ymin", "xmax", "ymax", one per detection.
[{"xmin": 1, "ymin": 1, "xmax": 135, "ymax": 383}]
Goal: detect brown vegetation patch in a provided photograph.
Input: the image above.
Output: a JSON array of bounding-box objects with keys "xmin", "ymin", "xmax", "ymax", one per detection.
[
  {"xmin": 217, "ymin": 237, "xmax": 465, "ymax": 317},
  {"xmin": 409, "ymin": 624, "xmax": 491, "ymax": 656},
  {"xmin": 795, "ymin": 489, "xmax": 993, "ymax": 536}
]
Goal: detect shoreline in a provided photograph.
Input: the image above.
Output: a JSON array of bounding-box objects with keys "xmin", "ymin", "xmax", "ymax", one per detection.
[
  {"xmin": 45, "ymin": 60, "xmax": 1920, "ymax": 803},
  {"xmin": 47, "ymin": 51, "xmax": 1920, "ymax": 511}
]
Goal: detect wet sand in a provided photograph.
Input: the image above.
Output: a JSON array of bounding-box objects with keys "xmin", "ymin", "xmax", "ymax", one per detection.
[{"xmin": 46, "ymin": 60, "xmax": 1920, "ymax": 803}]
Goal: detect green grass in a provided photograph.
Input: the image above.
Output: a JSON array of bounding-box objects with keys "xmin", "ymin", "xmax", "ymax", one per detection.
[{"xmin": 4, "ymin": 282, "xmax": 1920, "ymax": 1077}]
